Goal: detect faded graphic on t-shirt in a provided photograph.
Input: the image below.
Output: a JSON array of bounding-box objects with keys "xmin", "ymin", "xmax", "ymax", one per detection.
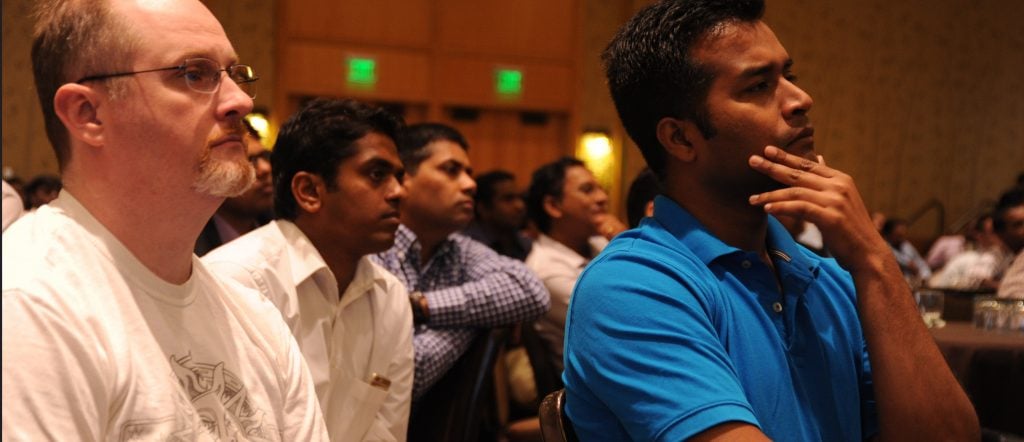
[{"xmin": 119, "ymin": 353, "xmax": 279, "ymax": 441}]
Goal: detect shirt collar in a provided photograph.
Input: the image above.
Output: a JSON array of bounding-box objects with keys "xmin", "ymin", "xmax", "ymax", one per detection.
[
  {"xmin": 276, "ymin": 220, "xmax": 338, "ymax": 297},
  {"xmin": 652, "ymin": 195, "xmax": 819, "ymax": 282},
  {"xmin": 394, "ymin": 223, "xmax": 460, "ymax": 267},
  {"xmin": 535, "ymin": 234, "xmax": 592, "ymax": 269},
  {"xmin": 338, "ymin": 256, "xmax": 388, "ymax": 310}
]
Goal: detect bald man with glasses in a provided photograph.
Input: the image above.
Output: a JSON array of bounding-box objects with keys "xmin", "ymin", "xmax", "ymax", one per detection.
[{"xmin": 2, "ymin": 0, "xmax": 326, "ymax": 439}]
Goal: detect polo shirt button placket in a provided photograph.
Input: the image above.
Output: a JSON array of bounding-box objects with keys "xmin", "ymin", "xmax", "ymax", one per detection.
[
  {"xmin": 741, "ymin": 260, "xmax": 752, "ymax": 269},
  {"xmin": 772, "ymin": 302, "xmax": 783, "ymax": 313}
]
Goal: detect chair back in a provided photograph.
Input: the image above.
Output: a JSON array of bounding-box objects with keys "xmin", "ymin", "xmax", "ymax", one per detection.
[
  {"xmin": 520, "ymin": 321, "xmax": 563, "ymax": 401},
  {"xmin": 538, "ymin": 389, "xmax": 578, "ymax": 442},
  {"xmin": 408, "ymin": 327, "xmax": 511, "ymax": 442}
]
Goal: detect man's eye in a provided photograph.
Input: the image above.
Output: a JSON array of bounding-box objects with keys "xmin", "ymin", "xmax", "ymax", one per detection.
[
  {"xmin": 747, "ymin": 81, "xmax": 769, "ymax": 93},
  {"xmin": 785, "ymin": 73, "xmax": 799, "ymax": 83},
  {"xmin": 369, "ymin": 168, "xmax": 387, "ymax": 182},
  {"xmin": 182, "ymin": 68, "xmax": 208, "ymax": 83}
]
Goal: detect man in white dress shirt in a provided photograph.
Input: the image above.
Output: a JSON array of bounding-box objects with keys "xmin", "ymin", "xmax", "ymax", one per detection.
[
  {"xmin": 204, "ymin": 98, "xmax": 414, "ymax": 441},
  {"xmin": 2, "ymin": 0, "xmax": 326, "ymax": 439},
  {"xmin": 524, "ymin": 156, "xmax": 626, "ymax": 371}
]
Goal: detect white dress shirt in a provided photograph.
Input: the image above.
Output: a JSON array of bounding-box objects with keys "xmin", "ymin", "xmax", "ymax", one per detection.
[
  {"xmin": 204, "ymin": 220, "xmax": 414, "ymax": 441},
  {"xmin": 525, "ymin": 234, "xmax": 603, "ymax": 371}
]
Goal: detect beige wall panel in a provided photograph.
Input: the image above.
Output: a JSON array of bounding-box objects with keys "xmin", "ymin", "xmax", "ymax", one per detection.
[
  {"xmin": 2, "ymin": 0, "xmax": 57, "ymax": 179},
  {"xmin": 280, "ymin": 43, "xmax": 431, "ymax": 104},
  {"xmin": 766, "ymin": 0, "xmax": 1024, "ymax": 238},
  {"xmin": 437, "ymin": 0, "xmax": 575, "ymax": 60},
  {"xmin": 281, "ymin": 0, "xmax": 431, "ymax": 48},
  {"xmin": 434, "ymin": 57, "xmax": 573, "ymax": 111},
  {"xmin": 441, "ymin": 110, "xmax": 571, "ymax": 188}
]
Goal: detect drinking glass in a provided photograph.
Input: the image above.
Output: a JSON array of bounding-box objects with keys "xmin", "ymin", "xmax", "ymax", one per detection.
[{"xmin": 915, "ymin": 289, "xmax": 944, "ymax": 328}]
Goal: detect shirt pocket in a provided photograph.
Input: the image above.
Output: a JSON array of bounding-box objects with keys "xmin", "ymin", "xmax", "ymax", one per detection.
[{"xmin": 324, "ymin": 374, "xmax": 390, "ymax": 441}]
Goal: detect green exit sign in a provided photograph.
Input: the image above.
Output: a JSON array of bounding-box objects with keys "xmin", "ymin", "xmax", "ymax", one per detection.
[
  {"xmin": 347, "ymin": 57, "xmax": 376, "ymax": 89},
  {"xmin": 495, "ymin": 68, "xmax": 523, "ymax": 97}
]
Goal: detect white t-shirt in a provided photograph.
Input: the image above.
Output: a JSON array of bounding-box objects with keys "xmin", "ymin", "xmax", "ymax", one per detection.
[
  {"xmin": 204, "ymin": 220, "xmax": 414, "ymax": 441},
  {"xmin": 1, "ymin": 192, "xmax": 327, "ymax": 441}
]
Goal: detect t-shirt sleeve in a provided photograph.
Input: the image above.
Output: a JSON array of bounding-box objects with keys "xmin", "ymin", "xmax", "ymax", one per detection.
[
  {"xmin": 2, "ymin": 289, "xmax": 109, "ymax": 440},
  {"xmin": 563, "ymin": 252, "xmax": 760, "ymax": 441}
]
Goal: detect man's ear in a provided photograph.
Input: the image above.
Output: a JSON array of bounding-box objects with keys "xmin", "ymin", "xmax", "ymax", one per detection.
[
  {"xmin": 656, "ymin": 117, "xmax": 702, "ymax": 163},
  {"xmin": 53, "ymin": 84, "xmax": 104, "ymax": 147},
  {"xmin": 542, "ymin": 195, "xmax": 563, "ymax": 220},
  {"xmin": 292, "ymin": 172, "xmax": 325, "ymax": 214}
]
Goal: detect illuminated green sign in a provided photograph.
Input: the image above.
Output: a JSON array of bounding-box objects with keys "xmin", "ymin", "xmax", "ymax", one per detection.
[
  {"xmin": 347, "ymin": 57, "xmax": 376, "ymax": 88},
  {"xmin": 495, "ymin": 68, "xmax": 523, "ymax": 96}
]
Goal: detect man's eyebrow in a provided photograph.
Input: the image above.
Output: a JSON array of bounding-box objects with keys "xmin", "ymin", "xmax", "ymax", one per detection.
[
  {"xmin": 365, "ymin": 157, "xmax": 399, "ymax": 170},
  {"xmin": 738, "ymin": 59, "xmax": 794, "ymax": 78}
]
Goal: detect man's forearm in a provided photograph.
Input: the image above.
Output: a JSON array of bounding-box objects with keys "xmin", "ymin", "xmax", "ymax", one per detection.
[{"xmin": 853, "ymin": 257, "xmax": 979, "ymax": 441}]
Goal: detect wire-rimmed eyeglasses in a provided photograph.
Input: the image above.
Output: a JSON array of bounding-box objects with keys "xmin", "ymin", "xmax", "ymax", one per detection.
[{"xmin": 76, "ymin": 58, "xmax": 259, "ymax": 99}]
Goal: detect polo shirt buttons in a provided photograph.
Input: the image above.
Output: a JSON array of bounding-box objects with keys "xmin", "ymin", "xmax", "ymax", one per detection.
[
  {"xmin": 741, "ymin": 260, "xmax": 752, "ymax": 269},
  {"xmin": 772, "ymin": 302, "xmax": 783, "ymax": 313}
]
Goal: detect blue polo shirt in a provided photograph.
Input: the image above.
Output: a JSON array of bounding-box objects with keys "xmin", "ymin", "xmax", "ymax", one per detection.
[{"xmin": 563, "ymin": 196, "xmax": 878, "ymax": 441}]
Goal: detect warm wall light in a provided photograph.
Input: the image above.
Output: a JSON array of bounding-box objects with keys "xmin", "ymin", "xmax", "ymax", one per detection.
[
  {"xmin": 245, "ymin": 112, "xmax": 270, "ymax": 146},
  {"xmin": 577, "ymin": 130, "xmax": 615, "ymax": 188}
]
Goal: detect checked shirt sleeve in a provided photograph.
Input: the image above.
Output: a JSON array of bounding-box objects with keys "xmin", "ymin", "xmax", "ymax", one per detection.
[
  {"xmin": 410, "ymin": 326, "xmax": 476, "ymax": 399},
  {"xmin": 425, "ymin": 236, "xmax": 550, "ymax": 328}
]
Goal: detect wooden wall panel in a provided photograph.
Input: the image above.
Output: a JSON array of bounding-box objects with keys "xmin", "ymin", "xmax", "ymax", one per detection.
[
  {"xmin": 434, "ymin": 57, "xmax": 573, "ymax": 111},
  {"xmin": 281, "ymin": 0, "xmax": 431, "ymax": 48},
  {"xmin": 280, "ymin": 42, "xmax": 431, "ymax": 103},
  {"xmin": 441, "ymin": 110, "xmax": 571, "ymax": 188},
  {"xmin": 437, "ymin": 0, "xmax": 575, "ymax": 60}
]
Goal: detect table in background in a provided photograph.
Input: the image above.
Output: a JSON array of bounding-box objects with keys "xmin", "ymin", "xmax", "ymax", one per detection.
[{"xmin": 930, "ymin": 321, "xmax": 1024, "ymax": 436}]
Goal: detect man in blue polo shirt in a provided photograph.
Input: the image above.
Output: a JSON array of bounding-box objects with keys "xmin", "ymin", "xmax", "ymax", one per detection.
[{"xmin": 562, "ymin": 0, "xmax": 979, "ymax": 441}]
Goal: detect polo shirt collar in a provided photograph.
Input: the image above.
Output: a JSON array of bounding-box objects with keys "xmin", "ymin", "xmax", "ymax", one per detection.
[{"xmin": 652, "ymin": 195, "xmax": 819, "ymax": 284}]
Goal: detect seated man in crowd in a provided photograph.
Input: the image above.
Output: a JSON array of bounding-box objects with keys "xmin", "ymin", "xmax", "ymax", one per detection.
[
  {"xmin": 195, "ymin": 119, "xmax": 273, "ymax": 255},
  {"xmin": 2, "ymin": 180, "xmax": 23, "ymax": 231},
  {"xmin": 928, "ymin": 213, "xmax": 1014, "ymax": 290},
  {"xmin": 882, "ymin": 218, "xmax": 932, "ymax": 283},
  {"xmin": 463, "ymin": 169, "xmax": 533, "ymax": 261},
  {"xmin": 625, "ymin": 167, "xmax": 661, "ymax": 228},
  {"xmin": 373, "ymin": 123, "xmax": 549, "ymax": 400},
  {"xmin": 524, "ymin": 156, "xmax": 625, "ymax": 371},
  {"xmin": 21, "ymin": 174, "xmax": 62, "ymax": 210},
  {"xmin": 995, "ymin": 188, "xmax": 1024, "ymax": 297},
  {"xmin": 204, "ymin": 98, "xmax": 413, "ymax": 440},
  {"xmin": 3, "ymin": 0, "xmax": 325, "ymax": 439},
  {"xmin": 562, "ymin": 0, "xmax": 977, "ymax": 440}
]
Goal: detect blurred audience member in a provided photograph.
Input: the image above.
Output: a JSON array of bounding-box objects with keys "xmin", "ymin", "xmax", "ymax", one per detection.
[
  {"xmin": 775, "ymin": 213, "xmax": 828, "ymax": 256},
  {"xmin": 464, "ymin": 169, "xmax": 533, "ymax": 260},
  {"xmin": 928, "ymin": 213, "xmax": 1013, "ymax": 291},
  {"xmin": 871, "ymin": 210, "xmax": 887, "ymax": 232},
  {"xmin": 22, "ymin": 174, "xmax": 61, "ymax": 210},
  {"xmin": 373, "ymin": 123, "xmax": 548, "ymax": 400},
  {"xmin": 994, "ymin": 189, "xmax": 1024, "ymax": 298},
  {"xmin": 195, "ymin": 120, "xmax": 273, "ymax": 255},
  {"xmin": 882, "ymin": 218, "xmax": 931, "ymax": 283},
  {"xmin": 524, "ymin": 156, "xmax": 624, "ymax": 373},
  {"xmin": 204, "ymin": 99, "xmax": 413, "ymax": 440},
  {"xmin": 625, "ymin": 167, "xmax": 661, "ymax": 228},
  {"xmin": 2, "ymin": 180, "xmax": 24, "ymax": 231},
  {"xmin": 5, "ymin": 176, "xmax": 26, "ymax": 202}
]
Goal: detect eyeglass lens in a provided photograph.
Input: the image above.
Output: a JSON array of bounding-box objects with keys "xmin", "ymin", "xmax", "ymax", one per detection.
[{"xmin": 184, "ymin": 59, "xmax": 257, "ymax": 99}]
